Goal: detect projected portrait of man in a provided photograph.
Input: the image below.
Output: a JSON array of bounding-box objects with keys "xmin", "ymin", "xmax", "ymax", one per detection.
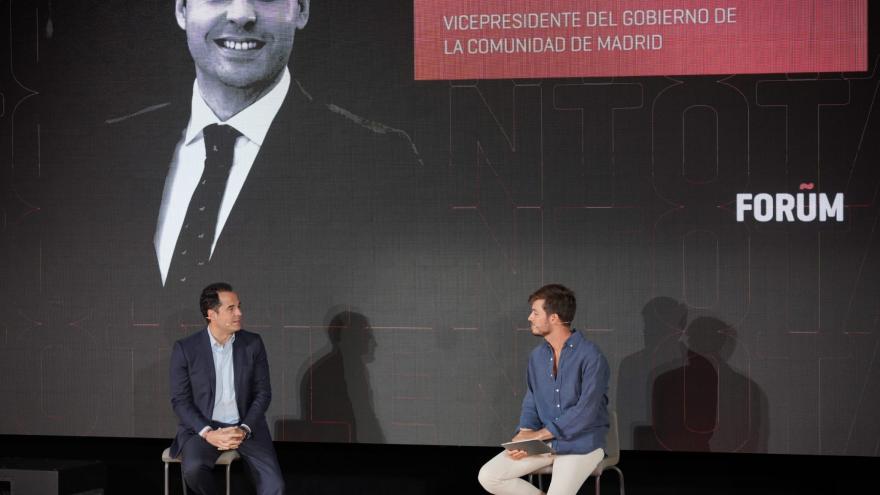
[
  {"xmin": 57, "ymin": 0, "xmax": 427, "ymax": 316},
  {"xmin": 152, "ymin": 0, "xmax": 310, "ymax": 288}
]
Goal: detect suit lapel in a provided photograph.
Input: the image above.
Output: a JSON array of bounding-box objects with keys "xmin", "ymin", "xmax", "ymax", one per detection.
[
  {"xmin": 199, "ymin": 329, "xmax": 217, "ymax": 412},
  {"xmin": 106, "ymin": 101, "xmax": 190, "ymax": 290},
  {"xmin": 211, "ymin": 86, "xmax": 304, "ymax": 257},
  {"xmin": 140, "ymin": 105, "xmax": 191, "ymax": 279},
  {"xmin": 233, "ymin": 331, "xmax": 246, "ymax": 414}
]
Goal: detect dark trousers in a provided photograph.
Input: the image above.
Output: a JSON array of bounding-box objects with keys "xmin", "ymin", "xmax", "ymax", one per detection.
[{"xmin": 180, "ymin": 432, "xmax": 284, "ymax": 495}]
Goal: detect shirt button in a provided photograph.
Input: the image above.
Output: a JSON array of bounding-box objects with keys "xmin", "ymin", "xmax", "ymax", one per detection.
[
  {"xmin": 555, "ymin": 389, "xmax": 559, "ymax": 392},
  {"xmin": 557, "ymin": 404, "xmax": 560, "ymax": 407}
]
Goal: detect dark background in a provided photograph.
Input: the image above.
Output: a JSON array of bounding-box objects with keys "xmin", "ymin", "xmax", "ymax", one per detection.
[{"xmin": 1, "ymin": 0, "xmax": 879, "ymax": 460}]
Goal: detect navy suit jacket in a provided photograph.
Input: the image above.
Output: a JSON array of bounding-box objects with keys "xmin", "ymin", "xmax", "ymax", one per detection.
[{"xmin": 169, "ymin": 328, "xmax": 273, "ymax": 457}]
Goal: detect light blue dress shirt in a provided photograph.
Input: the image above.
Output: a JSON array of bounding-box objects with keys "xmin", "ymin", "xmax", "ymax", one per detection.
[{"xmin": 208, "ymin": 329, "xmax": 240, "ymax": 425}]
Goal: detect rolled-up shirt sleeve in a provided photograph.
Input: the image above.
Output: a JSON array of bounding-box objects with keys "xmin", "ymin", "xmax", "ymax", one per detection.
[{"xmin": 518, "ymin": 364, "xmax": 542, "ymax": 431}]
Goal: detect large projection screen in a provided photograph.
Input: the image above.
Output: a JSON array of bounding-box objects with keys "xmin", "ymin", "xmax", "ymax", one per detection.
[{"xmin": 1, "ymin": 0, "xmax": 878, "ymax": 456}]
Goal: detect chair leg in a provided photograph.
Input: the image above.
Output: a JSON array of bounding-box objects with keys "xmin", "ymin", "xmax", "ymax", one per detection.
[
  {"xmin": 164, "ymin": 462, "xmax": 170, "ymax": 495},
  {"xmin": 528, "ymin": 473, "xmax": 546, "ymax": 492},
  {"xmin": 608, "ymin": 465, "xmax": 624, "ymax": 495},
  {"xmin": 225, "ymin": 463, "xmax": 232, "ymax": 495},
  {"xmin": 595, "ymin": 472, "xmax": 602, "ymax": 495},
  {"xmin": 180, "ymin": 464, "xmax": 187, "ymax": 495}
]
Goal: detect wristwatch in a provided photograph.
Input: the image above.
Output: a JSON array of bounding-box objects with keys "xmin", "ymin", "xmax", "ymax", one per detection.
[{"xmin": 239, "ymin": 424, "xmax": 252, "ymax": 441}]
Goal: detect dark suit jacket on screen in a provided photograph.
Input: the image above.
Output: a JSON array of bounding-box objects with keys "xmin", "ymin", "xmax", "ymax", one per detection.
[
  {"xmin": 169, "ymin": 328, "xmax": 272, "ymax": 457},
  {"xmin": 49, "ymin": 77, "xmax": 432, "ymax": 321}
]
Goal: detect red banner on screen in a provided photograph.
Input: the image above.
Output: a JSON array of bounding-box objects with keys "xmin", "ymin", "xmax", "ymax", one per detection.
[{"xmin": 414, "ymin": 0, "xmax": 867, "ymax": 80}]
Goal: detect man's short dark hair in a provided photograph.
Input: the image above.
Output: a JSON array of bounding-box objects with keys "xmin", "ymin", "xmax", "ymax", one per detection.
[
  {"xmin": 529, "ymin": 284, "xmax": 576, "ymax": 325},
  {"xmin": 200, "ymin": 282, "xmax": 234, "ymax": 320}
]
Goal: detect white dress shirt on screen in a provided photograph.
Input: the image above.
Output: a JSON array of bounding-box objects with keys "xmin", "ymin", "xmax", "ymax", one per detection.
[{"xmin": 154, "ymin": 69, "xmax": 291, "ymax": 285}]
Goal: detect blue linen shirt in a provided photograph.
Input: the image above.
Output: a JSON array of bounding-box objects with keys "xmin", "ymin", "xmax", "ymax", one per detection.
[{"xmin": 518, "ymin": 329, "xmax": 610, "ymax": 455}]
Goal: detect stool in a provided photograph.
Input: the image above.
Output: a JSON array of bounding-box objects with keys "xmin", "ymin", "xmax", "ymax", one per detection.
[
  {"xmin": 527, "ymin": 410, "xmax": 624, "ymax": 495},
  {"xmin": 162, "ymin": 447, "xmax": 240, "ymax": 495}
]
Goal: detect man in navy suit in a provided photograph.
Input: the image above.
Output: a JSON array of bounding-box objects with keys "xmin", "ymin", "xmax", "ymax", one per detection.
[{"xmin": 169, "ymin": 282, "xmax": 284, "ymax": 494}]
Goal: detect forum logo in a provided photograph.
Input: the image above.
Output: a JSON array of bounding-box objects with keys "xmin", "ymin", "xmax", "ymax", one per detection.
[{"xmin": 736, "ymin": 183, "xmax": 844, "ymax": 222}]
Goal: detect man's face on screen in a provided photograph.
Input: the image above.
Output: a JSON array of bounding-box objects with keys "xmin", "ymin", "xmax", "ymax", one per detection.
[{"xmin": 175, "ymin": 0, "xmax": 309, "ymax": 92}]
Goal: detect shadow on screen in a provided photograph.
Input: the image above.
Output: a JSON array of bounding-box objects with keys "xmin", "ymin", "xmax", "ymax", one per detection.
[
  {"xmin": 617, "ymin": 296, "xmax": 688, "ymax": 450},
  {"xmin": 275, "ymin": 308, "xmax": 384, "ymax": 443},
  {"xmin": 646, "ymin": 315, "xmax": 769, "ymax": 452}
]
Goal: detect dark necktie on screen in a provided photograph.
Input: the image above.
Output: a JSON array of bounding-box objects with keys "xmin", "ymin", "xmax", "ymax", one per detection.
[{"xmin": 166, "ymin": 124, "xmax": 240, "ymax": 286}]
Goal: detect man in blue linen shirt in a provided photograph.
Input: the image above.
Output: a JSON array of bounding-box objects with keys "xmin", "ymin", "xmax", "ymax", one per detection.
[{"xmin": 479, "ymin": 284, "xmax": 610, "ymax": 495}]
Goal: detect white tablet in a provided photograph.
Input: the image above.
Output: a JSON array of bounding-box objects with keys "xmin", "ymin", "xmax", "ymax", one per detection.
[{"xmin": 501, "ymin": 439, "xmax": 555, "ymax": 456}]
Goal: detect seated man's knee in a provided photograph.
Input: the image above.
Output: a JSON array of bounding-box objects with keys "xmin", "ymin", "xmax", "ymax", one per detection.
[
  {"xmin": 477, "ymin": 462, "xmax": 501, "ymax": 491},
  {"xmin": 181, "ymin": 458, "xmax": 212, "ymax": 481}
]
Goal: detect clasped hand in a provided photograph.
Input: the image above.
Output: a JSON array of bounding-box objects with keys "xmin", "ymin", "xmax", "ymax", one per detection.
[{"xmin": 205, "ymin": 426, "xmax": 246, "ymax": 450}]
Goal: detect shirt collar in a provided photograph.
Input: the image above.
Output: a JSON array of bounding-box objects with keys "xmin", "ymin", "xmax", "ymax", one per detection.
[
  {"xmin": 544, "ymin": 328, "xmax": 582, "ymax": 351},
  {"xmin": 184, "ymin": 67, "xmax": 291, "ymax": 147},
  {"xmin": 563, "ymin": 329, "xmax": 582, "ymax": 349},
  {"xmin": 207, "ymin": 328, "xmax": 236, "ymax": 349}
]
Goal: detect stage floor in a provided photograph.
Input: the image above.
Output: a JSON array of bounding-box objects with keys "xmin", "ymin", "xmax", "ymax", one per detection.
[{"xmin": 2, "ymin": 435, "xmax": 876, "ymax": 494}]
